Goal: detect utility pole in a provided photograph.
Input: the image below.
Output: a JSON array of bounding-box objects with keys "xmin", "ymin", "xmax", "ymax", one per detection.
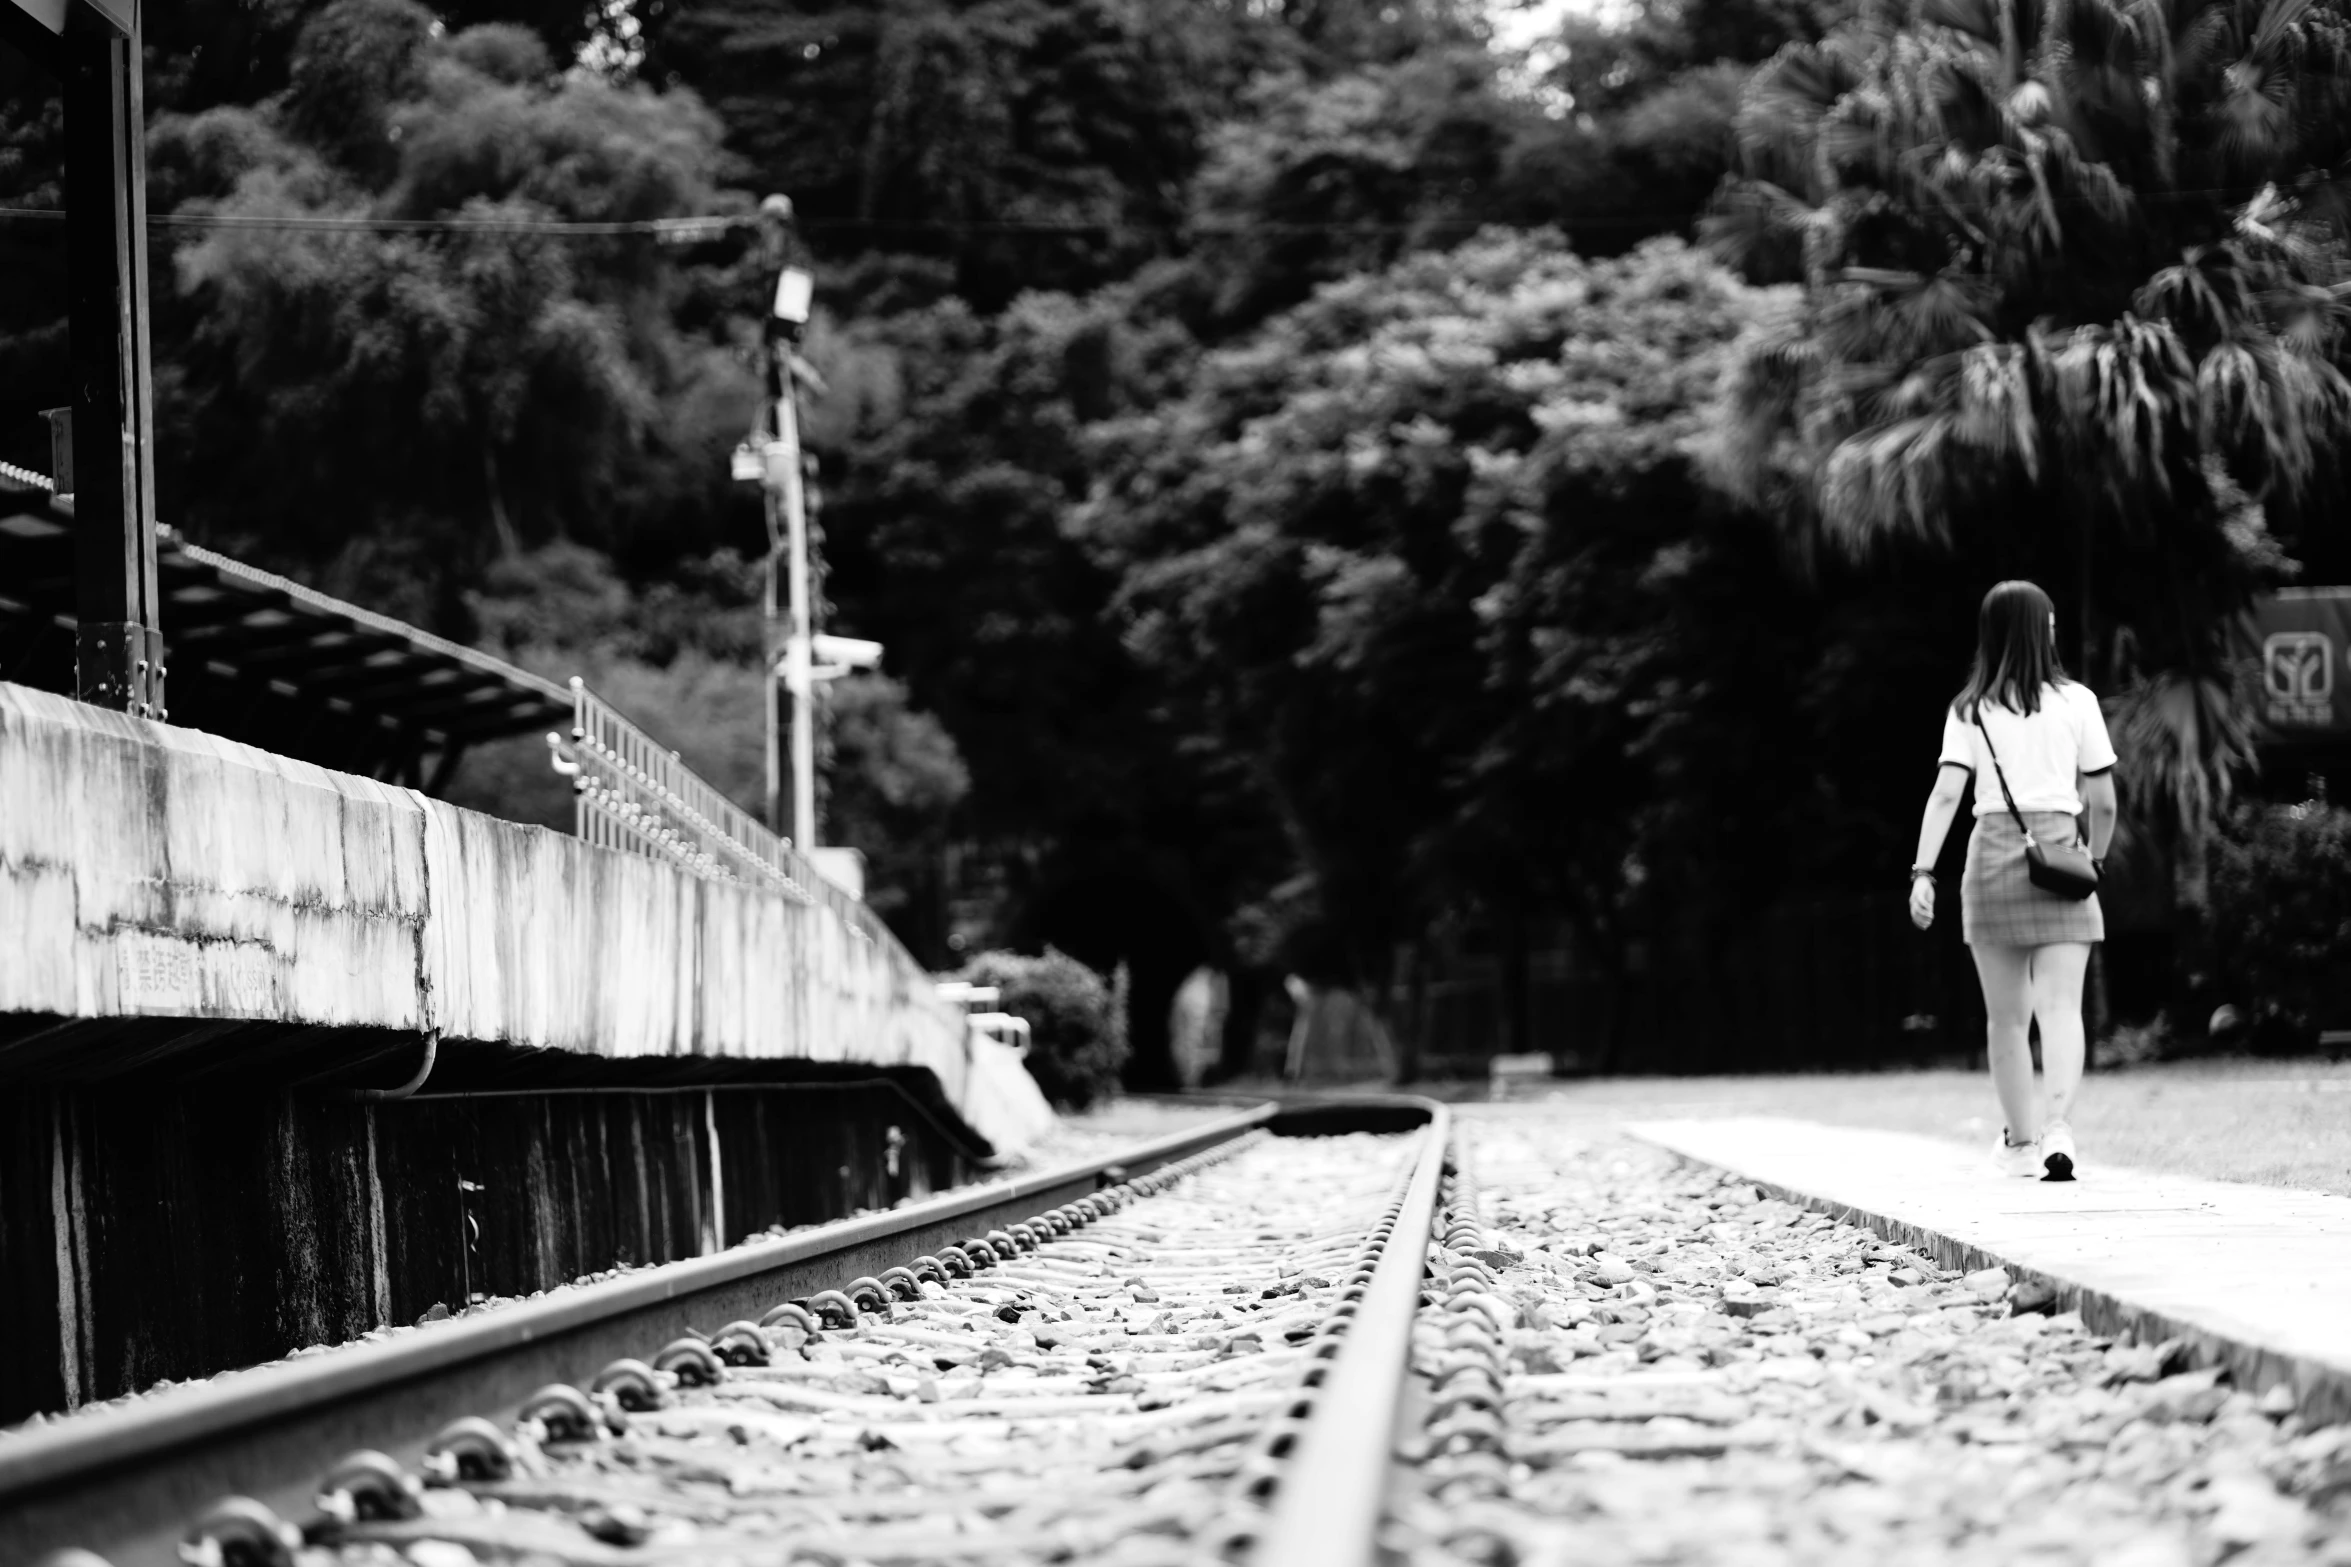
[
  {"xmin": 778, "ymin": 355, "xmax": 815, "ymax": 851},
  {"xmin": 751, "ymin": 195, "xmax": 815, "ymax": 846},
  {"xmin": 735, "ymin": 198, "xmax": 878, "ymax": 877},
  {"xmin": 758, "ymin": 428, "xmax": 784, "ymax": 837},
  {"xmin": 8, "ymin": 0, "xmax": 167, "ymax": 718}
]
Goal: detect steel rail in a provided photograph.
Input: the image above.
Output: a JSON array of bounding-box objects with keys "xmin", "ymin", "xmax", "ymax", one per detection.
[
  {"xmin": 1252, "ymin": 1099, "xmax": 1452, "ymax": 1567},
  {"xmin": 0, "ymin": 1101, "xmax": 1275, "ymax": 1567}
]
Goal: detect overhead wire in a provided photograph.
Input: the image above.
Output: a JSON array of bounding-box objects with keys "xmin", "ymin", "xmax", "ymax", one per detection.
[
  {"xmin": 0, "ymin": 206, "xmax": 756, "ymax": 237},
  {"xmin": 0, "ymin": 179, "xmax": 2323, "ymax": 243},
  {"xmin": 0, "ymin": 203, "xmax": 1528, "ymax": 236}
]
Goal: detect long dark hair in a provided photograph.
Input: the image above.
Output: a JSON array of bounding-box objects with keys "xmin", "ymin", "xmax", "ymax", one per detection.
[{"xmin": 1953, "ymin": 580, "xmax": 2068, "ymax": 719}]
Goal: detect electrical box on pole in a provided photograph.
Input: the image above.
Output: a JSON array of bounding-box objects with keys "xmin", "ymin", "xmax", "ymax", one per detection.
[{"xmin": 7, "ymin": 0, "xmax": 167, "ymax": 718}]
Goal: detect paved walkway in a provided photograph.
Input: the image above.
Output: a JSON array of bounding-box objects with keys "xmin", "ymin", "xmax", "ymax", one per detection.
[{"xmin": 1625, "ymin": 1117, "xmax": 2351, "ymax": 1422}]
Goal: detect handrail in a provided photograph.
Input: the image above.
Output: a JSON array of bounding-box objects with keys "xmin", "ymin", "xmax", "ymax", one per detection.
[{"xmin": 549, "ymin": 676, "xmax": 928, "ymax": 982}]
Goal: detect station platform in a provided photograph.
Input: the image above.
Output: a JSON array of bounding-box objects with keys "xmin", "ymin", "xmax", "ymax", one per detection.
[
  {"xmin": 0, "ymin": 679, "xmax": 1058, "ymax": 1424},
  {"xmin": 1626, "ymin": 1116, "xmax": 2351, "ymax": 1421}
]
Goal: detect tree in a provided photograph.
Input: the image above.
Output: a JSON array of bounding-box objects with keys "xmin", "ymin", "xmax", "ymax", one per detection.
[
  {"xmin": 642, "ymin": 0, "xmax": 1278, "ymax": 307},
  {"xmin": 810, "ymin": 285, "xmax": 1195, "ymax": 848},
  {"xmin": 822, "ymin": 674, "xmax": 972, "ymax": 963},
  {"xmin": 1499, "ymin": 57, "xmax": 1756, "ymax": 256},
  {"xmin": 1544, "ymin": 0, "xmax": 1845, "ymax": 117},
  {"xmin": 433, "ymin": 0, "xmax": 623, "ymax": 66},
  {"xmin": 2210, "ymin": 800, "xmax": 2351, "ymax": 1047},
  {"xmin": 1080, "ymin": 232, "xmax": 1779, "ymax": 1033},
  {"xmin": 0, "ymin": 0, "xmax": 1942, "ymax": 1063},
  {"xmin": 146, "ymin": 0, "xmax": 755, "ymax": 626},
  {"xmin": 1706, "ymin": 0, "xmax": 2351, "ymax": 866},
  {"xmin": 0, "ymin": 43, "xmax": 65, "ymax": 475},
  {"xmin": 144, "ymin": 0, "xmax": 318, "ymax": 115},
  {"xmin": 1186, "ymin": 50, "xmax": 1531, "ymax": 327},
  {"xmin": 1181, "ymin": 42, "xmax": 1773, "ymax": 332}
]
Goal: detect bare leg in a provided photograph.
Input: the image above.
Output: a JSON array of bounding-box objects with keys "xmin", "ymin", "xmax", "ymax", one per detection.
[
  {"xmin": 2029, "ymin": 942, "xmax": 2092, "ymax": 1125},
  {"xmin": 1971, "ymin": 943, "xmax": 2039, "ymax": 1142}
]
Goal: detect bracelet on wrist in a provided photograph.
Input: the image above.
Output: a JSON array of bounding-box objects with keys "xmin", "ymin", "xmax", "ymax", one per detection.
[{"xmin": 1909, "ymin": 867, "xmax": 1936, "ymax": 883}]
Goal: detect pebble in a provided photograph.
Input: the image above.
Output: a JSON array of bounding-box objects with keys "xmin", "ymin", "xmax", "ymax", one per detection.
[
  {"xmin": 403, "ymin": 1542, "xmax": 478, "ymax": 1567},
  {"xmin": 0, "ymin": 1111, "xmax": 1252, "ymax": 1455},
  {"xmin": 1387, "ymin": 1117, "xmax": 2350, "ymax": 1567},
  {"xmin": 316, "ymin": 1131, "xmax": 1415, "ymax": 1566},
  {"xmin": 1963, "ymin": 1267, "xmax": 2011, "ymax": 1297}
]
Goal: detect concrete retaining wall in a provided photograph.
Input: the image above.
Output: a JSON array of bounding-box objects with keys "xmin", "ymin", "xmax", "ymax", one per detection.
[{"xmin": 0, "ymin": 683, "xmax": 1053, "ymax": 1155}]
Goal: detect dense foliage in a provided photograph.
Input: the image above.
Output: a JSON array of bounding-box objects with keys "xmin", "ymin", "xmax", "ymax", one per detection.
[
  {"xmin": 149, "ymin": 3, "xmax": 758, "ymax": 620},
  {"xmin": 1082, "ymin": 234, "xmax": 1789, "ymax": 992},
  {"xmin": 1707, "ymin": 0, "xmax": 2351, "ymax": 853},
  {"xmin": 2210, "ymin": 802, "xmax": 2351, "ymax": 1046},
  {"xmin": 7, "ymin": 0, "xmax": 2348, "ymax": 1075}
]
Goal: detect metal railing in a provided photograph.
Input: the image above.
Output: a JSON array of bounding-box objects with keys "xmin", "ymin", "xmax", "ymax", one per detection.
[
  {"xmin": 0, "ymin": 457, "xmax": 55, "ymax": 492},
  {"xmin": 548, "ymin": 677, "xmax": 894, "ymax": 949}
]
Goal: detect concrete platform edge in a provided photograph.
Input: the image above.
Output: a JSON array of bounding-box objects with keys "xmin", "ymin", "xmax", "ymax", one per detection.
[{"xmin": 1624, "ymin": 1125, "xmax": 2351, "ymax": 1427}]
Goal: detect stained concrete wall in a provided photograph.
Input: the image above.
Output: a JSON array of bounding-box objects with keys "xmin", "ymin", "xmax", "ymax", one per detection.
[
  {"xmin": 0, "ymin": 683, "xmax": 1053, "ymax": 1153},
  {"xmin": 0, "ymin": 683, "xmax": 1058, "ymax": 1422}
]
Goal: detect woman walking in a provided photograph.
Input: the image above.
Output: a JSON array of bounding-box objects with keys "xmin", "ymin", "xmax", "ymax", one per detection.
[{"xmin": 1909, "ymin": 581, "xmax": 2119, "ymax": 1181}]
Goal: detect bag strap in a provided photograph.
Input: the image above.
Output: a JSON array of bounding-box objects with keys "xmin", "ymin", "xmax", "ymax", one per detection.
[{"xmin": 1973, "ymin": 710, "xmax": 2036, "ymax": 844}]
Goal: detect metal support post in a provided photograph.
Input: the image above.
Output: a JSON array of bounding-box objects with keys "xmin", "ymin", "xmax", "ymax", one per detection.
[
  {"xmin": 751, "ymin": 194, "xmax": 813, "ymax": 845},
  {"xmin": 779, "ymin": 373, "xmax": 817, "ymax": 854},
  {"xmin": 762, "ymin": 444, "xmax": 785, "ymax": 838},
  {"xmin": 58, "ymin": 3, "xmax": 164, "ymax": 717}
]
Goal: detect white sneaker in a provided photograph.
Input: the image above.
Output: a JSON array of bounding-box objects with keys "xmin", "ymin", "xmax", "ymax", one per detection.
[
  {"xmin": 2040, "ymin": 1122, "xmax": 2076, "ymax": 1182},
  {"xmin": 1991, "ymin": 1129, "xmax": 2041, "ymax": 1178}
]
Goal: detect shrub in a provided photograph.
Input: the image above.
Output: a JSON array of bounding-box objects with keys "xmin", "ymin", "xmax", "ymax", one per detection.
[
  {"xmin": 958, "ymin": 948, "xmax": 1131, "ymax": 1110},
  {"xmin": 2209, "ymin": 803, "xmax": 2351, "ymax": 1051},
  {"xmin": 2098, "ymin": 1014, "xmax": 2177, "ymax": 1067}
]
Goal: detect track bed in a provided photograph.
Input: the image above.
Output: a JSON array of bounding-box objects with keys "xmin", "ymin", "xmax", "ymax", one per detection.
[{"xmin": 313, "ymin": 1130, "xmax": 1413, "ymax": 1566}]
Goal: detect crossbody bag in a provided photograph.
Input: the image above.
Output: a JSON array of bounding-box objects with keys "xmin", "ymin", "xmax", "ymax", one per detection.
[{"xmin": 1975, "ymin": 714, "xmax": 2100, "ymax": 900}]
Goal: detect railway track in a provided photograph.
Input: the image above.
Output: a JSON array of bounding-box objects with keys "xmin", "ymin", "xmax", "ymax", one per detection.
[
  {"xmin": 21, "ymin": 1102, "xmax": 2335, "ymax": 1567},
  {"xmin": 0, "ymin": 1099, "xmax": 1450, "ymax": 1567}
]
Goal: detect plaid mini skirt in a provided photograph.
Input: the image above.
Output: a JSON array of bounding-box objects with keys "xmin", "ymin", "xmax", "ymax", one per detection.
[{"xmin": 1961, "ymin": 809, "xmax": 2105, "ymax": 948}]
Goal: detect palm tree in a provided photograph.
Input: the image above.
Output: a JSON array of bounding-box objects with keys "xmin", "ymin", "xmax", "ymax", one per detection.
[{"xmin": 1705, "ymin": 0, "xmax": 2351, "ymax": 876}]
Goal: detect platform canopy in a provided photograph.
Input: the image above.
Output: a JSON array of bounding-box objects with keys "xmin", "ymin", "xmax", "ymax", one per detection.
[
  {"xmin": 6, "ymin": 0, "xmax": 134, "ymax": 37},
  {"xmin": 0, "ymin": 474, "xmax": 570, "ymax": 787}
]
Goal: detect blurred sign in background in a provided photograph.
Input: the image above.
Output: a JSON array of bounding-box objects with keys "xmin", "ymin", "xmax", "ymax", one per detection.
[{"xmin": 2236, "ymin": 589, "xmax": 2351, "ymax": 742}]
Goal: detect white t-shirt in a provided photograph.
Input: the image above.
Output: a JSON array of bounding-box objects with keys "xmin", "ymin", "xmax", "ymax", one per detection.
[{"xmin": 1937, "ymin": 682, "xmax": 2117, "ymax": 817}]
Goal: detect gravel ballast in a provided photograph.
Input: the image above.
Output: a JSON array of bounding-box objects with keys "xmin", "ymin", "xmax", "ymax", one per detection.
[
  {"xmin": 0, "ymin": 1107, "xmax": 1235, "ymax": 1445},
  {"xmin": 1391, "ymin": 1117, "xmax": 2351, "ymax": 1567},
  {"xmin": 302, "ymin": 1130, "xmax": 1415, "ymax": 1567}
]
